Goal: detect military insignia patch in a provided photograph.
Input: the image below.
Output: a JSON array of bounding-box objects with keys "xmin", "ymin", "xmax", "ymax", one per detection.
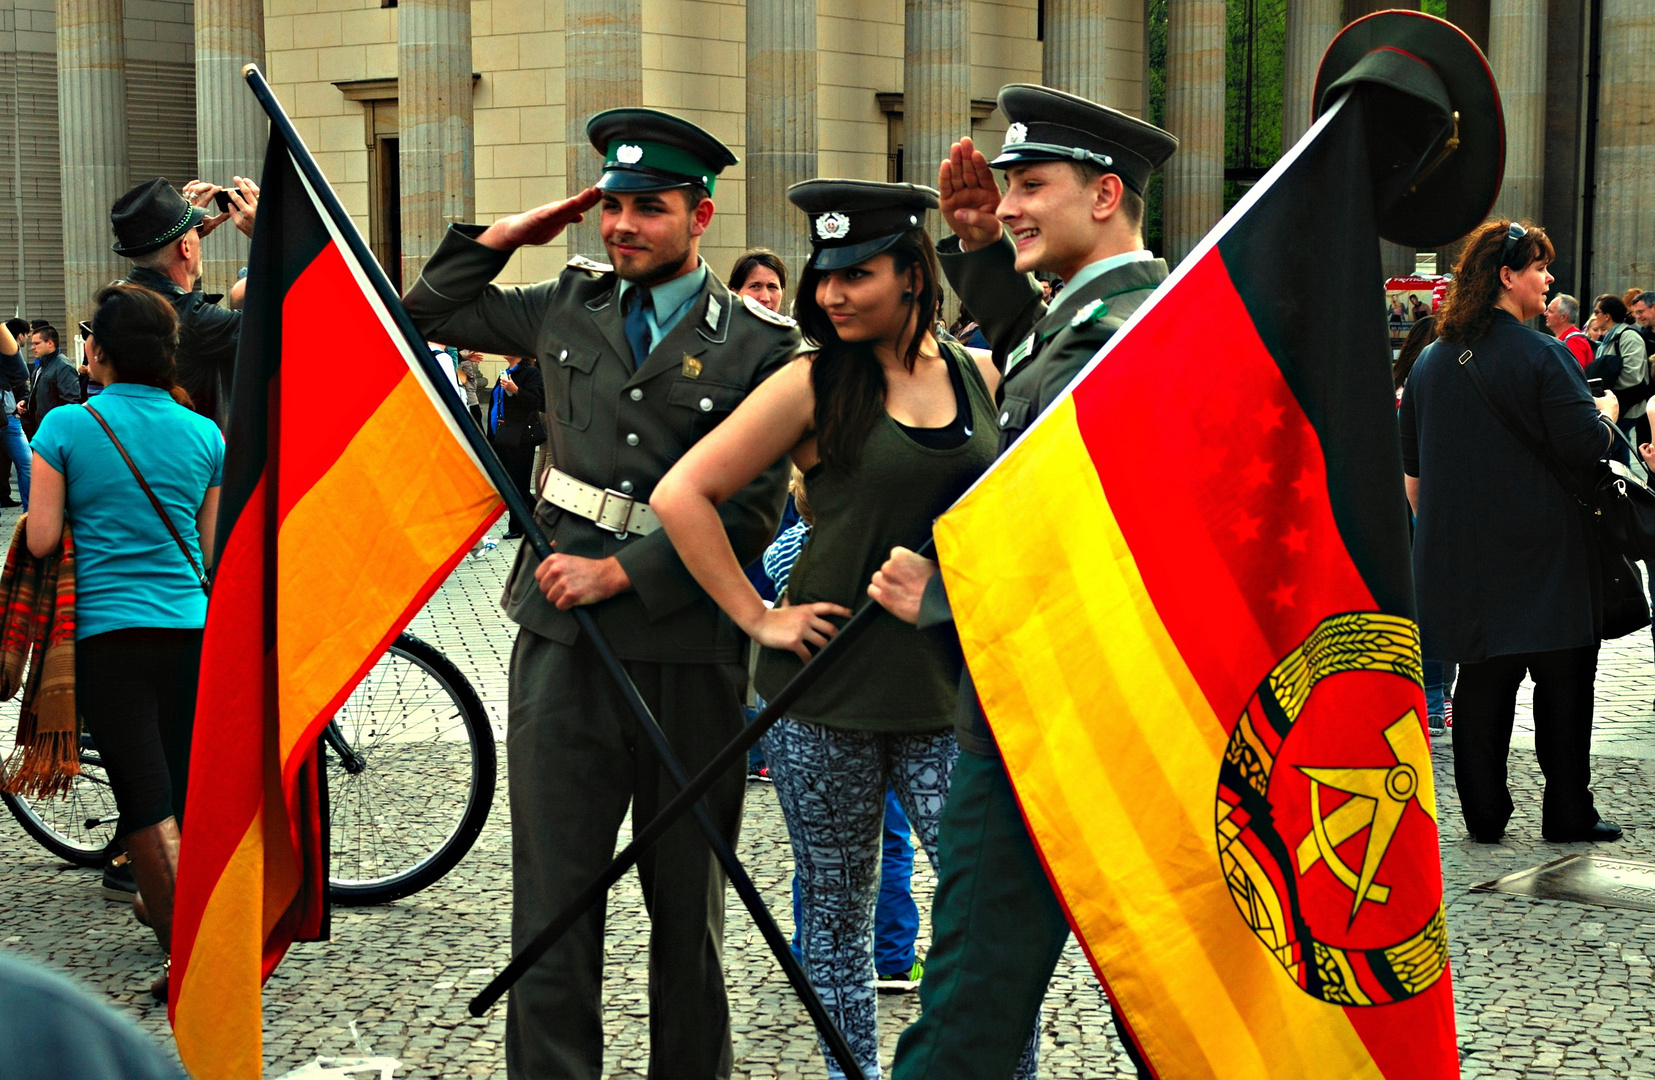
[
  {"xmin": 681, "ymin": 355, "xmax": 703, "ymax": 379},
  {"xmin": 815, "ymin": 212, "xmax": 851, "ymax": 240},
  {"xmin": 1215, "ymin": 612, "xmax": 1448, "ymax": 1007},
  {"xmin": 566, "ymin": 255, "xmax": 613, "ymax": 274},
  {"xmin": 1071, "ymin": 298, "xmax": 1107, "ymax": 328},
  {"xmin": 1005, "ymin": 122, "xmax": 1028, "ymax": 146},
  {"xmin": 706, "ymin": 295, "xmax": 722, "ymax": 330},
  {"xmin": 616, "ymin": 144, "xmax": 644, "ymax": 164},
  {"xmin": 741, "ymin": 293, "xmax": 797, "ymax": 327},
  {"xmin": 1005, "ymin": 333, "xmax": 1035, "ymax": 375}
]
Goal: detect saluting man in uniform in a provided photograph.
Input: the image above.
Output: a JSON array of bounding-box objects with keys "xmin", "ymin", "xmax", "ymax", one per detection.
[
  {"xmin": 868, "ymin": 85, "xmax": 1177, "ymax": 1080},
  {"xmin": 404, "ymin": 109, "xmax": 800, "ymax": 1080}
]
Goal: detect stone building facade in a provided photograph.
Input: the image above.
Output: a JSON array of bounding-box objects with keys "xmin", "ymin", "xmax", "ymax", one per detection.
[{"xmin": 4, "ymin": 0, "xmax": 1651, "ymax": 332}]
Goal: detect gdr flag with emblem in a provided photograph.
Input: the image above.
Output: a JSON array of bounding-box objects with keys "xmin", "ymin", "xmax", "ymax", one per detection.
[{"xmin": 933, "ymin": 91, "xmax": 1457, "ymax": 1077}]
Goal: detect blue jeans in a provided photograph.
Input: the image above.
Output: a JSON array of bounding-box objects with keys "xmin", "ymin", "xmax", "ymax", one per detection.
[
  {"xmin": 791, "ymin": 788, "xmax": 920, "ymax": 976},
  {"xmin": 1, "ymin": 415, "xmax": 29, "ymax": 508},
  {"xmin": 1424, "ymin": 660, "xmax": 1456, "ymax": 719}
]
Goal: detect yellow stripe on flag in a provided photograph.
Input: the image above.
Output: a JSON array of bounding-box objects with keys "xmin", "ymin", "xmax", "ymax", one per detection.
[
  {"xmin": 172, "ymin": 814, "xmax": 266, "ymax": 1080},
  {"xmin": 935, "ymin": 397, "xmax": 1384, "ymax": 1080},
  {"xmin": 275, "ymin": 371, "xmax": 500, "ymax": 761}
]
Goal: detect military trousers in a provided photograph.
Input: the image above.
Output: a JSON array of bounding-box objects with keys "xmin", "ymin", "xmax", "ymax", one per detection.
[
  {"xmin": 504, "ymin": 626, "xmax": 746, "ymax": 1080},
  {"xmin": 891, "ymin": 747, "xmax": 1149, "ymax": 1080}
]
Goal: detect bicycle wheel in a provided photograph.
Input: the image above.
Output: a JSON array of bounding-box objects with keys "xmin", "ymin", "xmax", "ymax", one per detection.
[
  {"xmin": 1, "ymin": 690, "xmax": 120, "ymax": 867},
  {"xmin": 326, "ymin": 632, "xmax": 495, "ymax": 905}
]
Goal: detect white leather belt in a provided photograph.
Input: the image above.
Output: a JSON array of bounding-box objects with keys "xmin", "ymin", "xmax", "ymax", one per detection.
[{"xmin": 540, "ymin": 467, "xmax": 661, "ymax": 537}]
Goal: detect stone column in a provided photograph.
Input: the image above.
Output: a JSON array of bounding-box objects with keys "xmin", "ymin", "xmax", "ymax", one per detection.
[
  {"xmin": 1162, "ymin": 0, "xmax": 1224, "ymax": 266},
  {"xmin": 1281, "ymin": 0, "xmax": 1342, "ymax": 150},
  {"xmin": 745, "ymin": 0, "xmax": 816, "ymax": 277},
  {"xmin": 1487, "ymin": 0, "xmax": 1546, "ymax": 226},
  {"xmin": 196, "ymin": 0, "xmax": 266, "ymax": 297},
  {"xmin": 1592, "ymin": 0, "xmax": 1655, "ymax": 294},
  {"xmin": 57, "ymin": 0, "xmax": 128, "ymax": 326},
  {"xmin": 399, "ymin": 0, "xmax": 475, "ymax": 286},
  {"xmin": 1043, "ymin": 0, "xmax": 1109, "ymax": 103},
  {"xmin": 563, "ymin": 0, "xmax": 641, "ymax": 258},
  {"xmin": 905, "ymin": 0, "xmax": 968, "ymax": 311}
]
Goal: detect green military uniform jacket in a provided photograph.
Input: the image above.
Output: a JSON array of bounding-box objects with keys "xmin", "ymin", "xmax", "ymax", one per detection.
[
  {"xmin": 405, "ymin": 224, "xmax": 800, "ymax": 663},
  {"xmin": 926, "ymin": 231, "xmax": 1169, "ymax": 754}
]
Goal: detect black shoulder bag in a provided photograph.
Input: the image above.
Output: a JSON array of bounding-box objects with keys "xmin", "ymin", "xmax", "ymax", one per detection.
[
  {"xmin": 83, "ymin": 404, "xmax": 212, "ymax": 596},
  {"xmin": 1456, "ymin": 348, "xmax": 1649, "ymax": 639}
]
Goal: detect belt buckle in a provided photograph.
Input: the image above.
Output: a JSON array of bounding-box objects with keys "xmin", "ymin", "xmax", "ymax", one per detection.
[{"xmin": 594, "ymin": 487, "xmax": 635, "ymax": 534}]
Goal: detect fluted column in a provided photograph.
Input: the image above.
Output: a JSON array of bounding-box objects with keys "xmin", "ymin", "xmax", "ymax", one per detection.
[
  {"xmin": 746, "ymin": 0, "xmax": 816, "ymax": 275},
  {"xmin": 399, "ymin": 0, "xmax": 475, "ymax": 286},
  {"xmin": 1592, "ymin": 0, "xmax": 1655, "ymax": 295},
  {"xmin": 563, "ymin": 0, "xmax": 640, "ymax": 258},
  {"xmin": 1043, "ymin": 0, "xmax": 1109, "ymax": 104},
  {"xmin": 196, "ymin": 0, "xmax": 267, "ymax": 297},
  {"xmin": 1163, "ymin": 0, "xmax": 1224, "ymax": 265},
  {"xmin": 905, "ymin": 0, "xmax": 968, "ymax": 310},
  {"xmin": 1281, "ymin": 0, "xmax": 1342, "ymax": 150},
  {"xmin": 1488, "ymin": 0, "xmax": 1546, "ymax": 226},
  {"xmin": 58, "ymin": 0, "xmax": 128, "ymax": 325}
]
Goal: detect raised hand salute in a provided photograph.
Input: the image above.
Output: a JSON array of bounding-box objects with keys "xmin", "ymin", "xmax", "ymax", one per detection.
[
  {"xmin": 938, "ymin": 136, "xmax": 1005, "ymax": 251},
  {"xmin": 477, "ymin": 187, "xmax": 604, "ymax": 251}
]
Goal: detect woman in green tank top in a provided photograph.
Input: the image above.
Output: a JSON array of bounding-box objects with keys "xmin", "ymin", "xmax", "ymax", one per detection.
[{"xmin": 653, "ymin": 180, "xmax": 1000, "ymax": 1080}]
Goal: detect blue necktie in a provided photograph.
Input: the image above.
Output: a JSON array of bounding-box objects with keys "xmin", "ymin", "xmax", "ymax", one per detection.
[{"xmin": 623, "ymin": 287, "xmax": 653, "ymax": 369}]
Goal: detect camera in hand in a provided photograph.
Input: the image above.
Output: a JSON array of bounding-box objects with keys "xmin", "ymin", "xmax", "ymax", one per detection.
[
  {"xmin": 214, "ymin": 189, "xmax": 233, "ymax": 213},
  {"xmin": 1588, "ymin": 377, "xmax": 1606, "ymax": 396}
]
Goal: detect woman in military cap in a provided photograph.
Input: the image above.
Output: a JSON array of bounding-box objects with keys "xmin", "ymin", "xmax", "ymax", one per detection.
[{"xmin": 652, "ymin": 179, "xmax": 1000, "ymax": 1079}]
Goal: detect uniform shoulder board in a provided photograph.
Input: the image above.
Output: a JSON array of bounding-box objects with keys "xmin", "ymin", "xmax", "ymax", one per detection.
[
  {"xmin": 565, "ymin": 255, "xmax": 613, "ymax": 274},
  {"xmin": 741, "ymin": 293, "xmax": 797, "ymax": 327}
]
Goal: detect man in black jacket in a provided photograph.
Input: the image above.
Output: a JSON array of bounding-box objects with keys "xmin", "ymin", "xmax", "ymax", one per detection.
[
  {"xmin": 19, "ymin": 326, "xmax": 79, "ymax": 437},
  {"xmin": 108, "ymin": 177, "xmax": 258, "ymax": 427}
]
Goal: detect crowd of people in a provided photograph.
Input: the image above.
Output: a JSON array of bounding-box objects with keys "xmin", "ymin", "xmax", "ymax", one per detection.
[{"xmin": 0, "ymin": 64, "xmax": 1646, "ymax": 1080}]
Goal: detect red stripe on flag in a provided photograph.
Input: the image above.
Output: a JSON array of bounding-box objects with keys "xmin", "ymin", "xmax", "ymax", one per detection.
[
  {"xmin": 171, "ymin": 467, "xmax": 273, "ymax": 1022},
  {"xmin": 275, "ymin": 240, "xmax": 412, "ymax": 526}
]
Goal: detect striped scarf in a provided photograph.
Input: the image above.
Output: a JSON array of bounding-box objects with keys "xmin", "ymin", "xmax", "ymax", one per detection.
[{"xmin": 0, "ymin": 517, "xmax": 77, "ymax": 798}]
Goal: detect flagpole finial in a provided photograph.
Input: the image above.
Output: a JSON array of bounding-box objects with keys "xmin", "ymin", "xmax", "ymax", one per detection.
[{"xmin": 243, "ymin": 62, "xmax": 260, "ymax": 78}]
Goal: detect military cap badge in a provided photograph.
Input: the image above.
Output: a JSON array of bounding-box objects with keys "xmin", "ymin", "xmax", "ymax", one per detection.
[
  {"xmin": 616, "ymin": 144, "xmax": 644, "ymax": 164},
  {"xmin": 1005, "ymin": 122, "xmax": 1028, "ymax": 146},
  {"xmin": 815, "ymin": 212, "xmax": 851, "ymax": 240}
]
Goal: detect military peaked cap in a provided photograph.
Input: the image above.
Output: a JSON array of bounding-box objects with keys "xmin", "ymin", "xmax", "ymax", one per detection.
[
  {"xmin": 989, "ymin": 84, "xmax": 1177, "ymax": 196},
  {"xmin": 787, "ymin": 179, "xmax": 938, "ymax": 271},
  {"xmin": 586, "ymin": 108, "xmax": 737, "ymax": 195}
]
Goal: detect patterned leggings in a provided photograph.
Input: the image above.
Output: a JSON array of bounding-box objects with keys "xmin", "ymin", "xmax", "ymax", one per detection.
[{"xmin": 763, "ymin": 717, "xmax": 957, "ymax": 1080}]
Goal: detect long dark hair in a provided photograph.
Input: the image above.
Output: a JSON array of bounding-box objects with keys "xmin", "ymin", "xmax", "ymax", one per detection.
[
  {"xmin": 89, "ymin": 283, "xmax": 192, "ymax": 407},
  {"xmin": 794, "ymin": 229, "xmax": 941, "ymax": 471},
  {"xmin": 1435, "ymin": 219, "xmax": 1555, "ymax": 343},
  {"xmin": 1393, "ymin": 314, "xmax": 1437, "ymax": 391}
]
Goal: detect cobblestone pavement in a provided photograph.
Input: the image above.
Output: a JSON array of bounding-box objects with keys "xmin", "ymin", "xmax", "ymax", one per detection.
[{"xmin": 2, "ymin": 527, "xmax": 1654, "ymax": 1078}]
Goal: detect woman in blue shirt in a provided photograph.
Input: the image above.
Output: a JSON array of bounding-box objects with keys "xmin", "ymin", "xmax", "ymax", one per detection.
[{"xmin": 27, "ymin": 284, "xmax": 224, "ymax": 1000}]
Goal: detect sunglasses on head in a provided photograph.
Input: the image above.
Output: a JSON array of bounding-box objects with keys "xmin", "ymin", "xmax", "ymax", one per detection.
[
  {"xmin": 78, "ymin": 321, "xmax": 92, "ymax": 339},
  {"xmin": 1499, "ymin": 221, "xmax": 1528, "ymax": 267}
]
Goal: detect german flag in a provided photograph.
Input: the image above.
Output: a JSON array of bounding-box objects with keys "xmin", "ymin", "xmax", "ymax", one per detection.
[
  {"xmin": 934, "ymin": 90, "xmax": 1457, "ymax": 1077},
  {"xmin": 169, "ymin": 91, "xmax": 503, "ymax": 1078}
]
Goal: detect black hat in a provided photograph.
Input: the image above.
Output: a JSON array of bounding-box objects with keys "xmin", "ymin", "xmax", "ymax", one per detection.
[
  {"xmin": 787, "ymin": 180, "xmax": 938, "ymax": 271},
  {"xmin": 988, "ymin": 84, "xmax": 1177, "ymax": 196},
  {"xmin": 110, "ymin": 178, "xmax": 207, "ymax": 258},
  {"xmin": 586, "ymin": 108, "xmax": 738, "ymax": 195},
  {"xmin": 1313, "ymin": 10, "xmax": 1503, "ymax": 248}
]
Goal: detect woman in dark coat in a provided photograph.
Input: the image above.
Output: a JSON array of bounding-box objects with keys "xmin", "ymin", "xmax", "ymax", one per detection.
[
  {"xmin": 1399, "ymin": 219, "xmax": 1622, "ymax": 845},
  {"xmin": 489, "ymin": 355, "xmax": 545, "ymax": 538}
]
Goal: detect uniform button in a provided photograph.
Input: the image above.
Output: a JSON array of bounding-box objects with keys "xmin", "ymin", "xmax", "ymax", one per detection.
[
  {"xmin": 626, "ymin": 432, "xmax": 639, "ymax": 446},
  {"xmin": 559, "ymin": 349, "xmax": 568, "ymax": 362},
  {"xmin": 699, "ymin": 397, "xmax": 713, "ymax": 412},
  {"xmin": 999, "ymin": 411, "xmax": 1011, "ymax": 427},
  {"xmin": 630, "ymin": 388, "xmax": 643, "ymax": 401},
  {"xmin": 619, "ymin": 480, "xmax": 634, "ymax": 494}
]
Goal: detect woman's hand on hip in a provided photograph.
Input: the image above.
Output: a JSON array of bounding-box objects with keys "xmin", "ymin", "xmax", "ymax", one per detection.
[{"xmin": 746, "ymin": 600, "xmax": 852, "ymax": 662}]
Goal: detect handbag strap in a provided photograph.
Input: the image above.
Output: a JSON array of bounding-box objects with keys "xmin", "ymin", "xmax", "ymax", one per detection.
[
  {"xmin": 83, "ymin": 404, "xmax": 211, "ymax": 595},
  {"xmin": 1455, "ymin": 347, "xmax": 1623, "ymax": 504}
]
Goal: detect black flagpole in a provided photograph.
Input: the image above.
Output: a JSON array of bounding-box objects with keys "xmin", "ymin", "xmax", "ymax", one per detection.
[{"xmin": 241, "ymin": 64, "xmax": 868, "ymax": 1080}]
